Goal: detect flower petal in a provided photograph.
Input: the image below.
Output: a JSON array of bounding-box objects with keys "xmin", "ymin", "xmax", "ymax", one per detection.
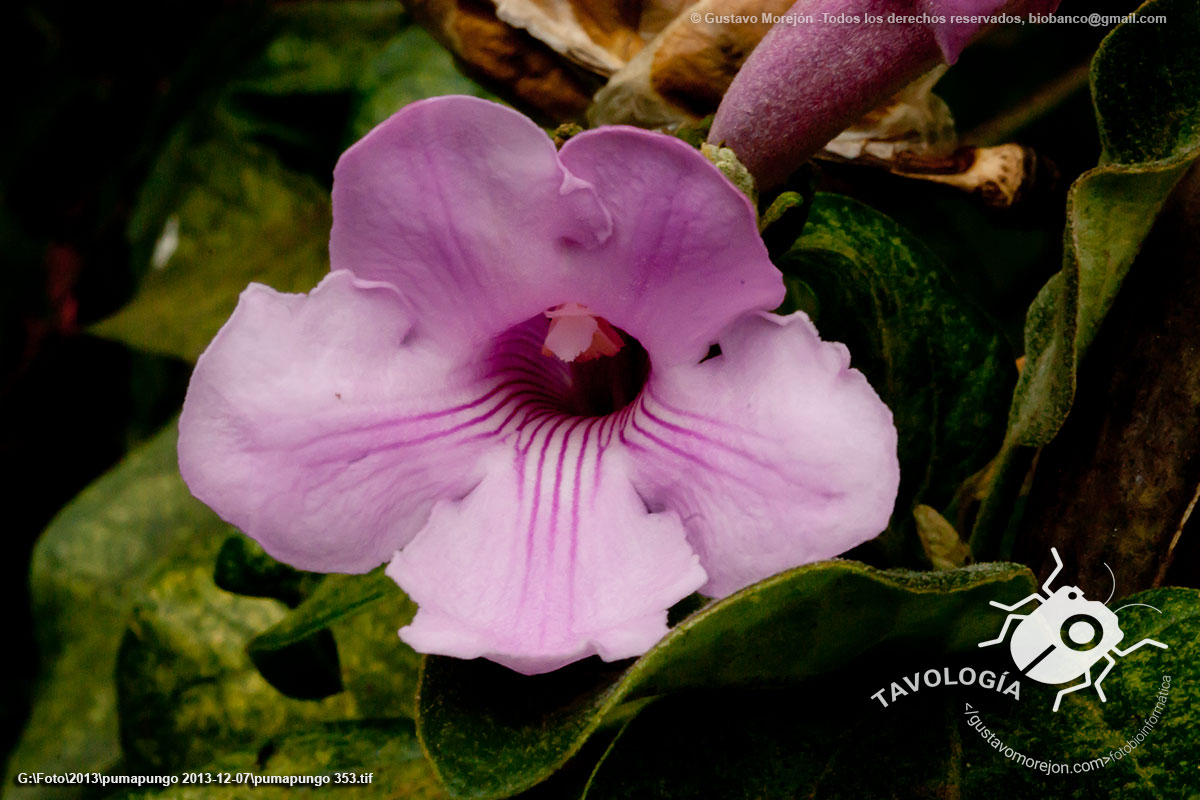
[
  {"xmin": 330, "ymin": 96, "xmax": 613, "ymax": 351},
  {"xmin": 333, "ymin": 97, "xmax": 783, "ymax": 368},
  {"xmin": 624, "ymin": 312, "xmax": 900, "ymax": 597},
  {"xmin": 388, "ymin": 421, "xmax": 707, "ymax": 675},
  {"xmin": 178, "ymin": 270, "xmax": 508, "ymax": 573},
  {"xmin": 557, "ymin": 128, "xmax": 785, "ymax": 365}
]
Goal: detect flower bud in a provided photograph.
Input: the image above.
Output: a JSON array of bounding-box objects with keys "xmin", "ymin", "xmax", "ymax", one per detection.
[{"xmin": 709, "ymin": 0, "xmax": 1061, "ymax": 188}]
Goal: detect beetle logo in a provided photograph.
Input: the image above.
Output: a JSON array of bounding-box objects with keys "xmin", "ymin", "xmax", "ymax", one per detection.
[{"xmin": 978, "ymin": 547, "xmax": 1167, "ymax": 712}]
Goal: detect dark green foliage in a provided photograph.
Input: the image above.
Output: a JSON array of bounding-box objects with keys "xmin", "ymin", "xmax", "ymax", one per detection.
[
  {"xmin": 417, "ymin": 562, "xmax": 1035, "ymax": 799},
  {"xmin": 776, "ymin": 194, "xmax": 1014, "ymax": 565}
]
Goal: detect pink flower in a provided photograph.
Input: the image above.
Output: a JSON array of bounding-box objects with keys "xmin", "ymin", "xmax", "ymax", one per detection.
[{"xmin": 178, "ymin": 96, "xmax": 899, "ymax": 675}]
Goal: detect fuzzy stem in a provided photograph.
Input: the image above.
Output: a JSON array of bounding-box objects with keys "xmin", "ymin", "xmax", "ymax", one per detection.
[{"xmin": 710, "ymin": 0, "xmax": 1061, "ymax": 189}]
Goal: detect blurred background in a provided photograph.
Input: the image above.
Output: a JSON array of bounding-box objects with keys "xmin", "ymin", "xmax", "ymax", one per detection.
[{"xmin": 0, "ymin": 0, "xmax": 1143, "ymax": 776}]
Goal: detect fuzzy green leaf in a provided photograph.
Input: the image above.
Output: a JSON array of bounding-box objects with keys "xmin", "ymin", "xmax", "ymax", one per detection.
[
  {"xmin": 775, "ymin": 193, "xmax": 1014, "ymax": 565},
  {"xmin": 959, "ymin": 587, "xmax": 1200, "ymax": 797},
  {"xmin": 972, "ymin": 0, "xmax": 1200, "ymax": 559},
  {"xmin": 1006, "ymin": 0, "xmax": 1200, "ymax": 447},
  {"xmin": 583, "ymin": 588, "xmax": 1199, "ymax": 799},
  {"xmin": 416, "ymin": 561, "xmax": 1035, "ymax": 799},
  {"xmin": 583, "ymin": 687, "xmax": 961, "ymax": 800}
]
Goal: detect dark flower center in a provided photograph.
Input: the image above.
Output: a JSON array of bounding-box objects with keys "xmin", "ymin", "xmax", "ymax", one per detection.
[
  {"xmin": 559, "ymin": 333, "xmax": 650, "ymax": 417},
  {"xmin": 490, "ymin": 310, "xmax": 651, "ymax": 419}
]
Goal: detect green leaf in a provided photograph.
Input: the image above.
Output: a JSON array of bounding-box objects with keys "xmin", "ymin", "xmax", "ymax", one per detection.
[
  {"xmin": 248, "ymin": 628, "xmax": 345, "ymax": 701},
  {"xmin": 416, "ymin": 561, "xmax": 1035, "ymax": 799},
  {"xmin": 326, "ymin": 586, "xmax": 424, "ymax": 720},
  {"xmin": 775, "ymin": 193, "xmax": 1015, "ymax": 564},
  {"xmin": 582, "ymin": 588, "xmax": 1200, "ymax": 799},
  {"xmin": 351, "ymin": 25, "xmax": 498, "ymax": 140},
  {"xmin": 112, "ymin": 719, "xmax": 447, "ymax": 799},
  {"xmin": 914, "ymin": 504, "xmax": 972, "ymax": 570},
  {"xmin": 226, "ymin": 4, "xmax": 495, "ymax": 143},
  {"xmin": 1004, "ymin": 0, "xmax": 1200, "ymax": 448},
  {"xmin": 225, "ymin": 541, "xmax": 421, "ymax": 717},
  {"xmin": 1010, "ymin": 164, "xmax": 1200, "ymax": 592},
  {"xmin": 582, "ymin": 686, "xmax": 961, "ymax": 800},
  {"xmin": 957, "ymin": 587, "xmax": 1200, "ymax": 798},
  {"xmin": 757, "ymin": 189, "xmax": 811, "ymax": 259},
  {"xmin": 90, "ymin": 133, "xmax": 332, "ymax": 362},
  {"xmin": 231, "ymin": 2, "xmax": 411, "ymax": 96},
  {"xmin": 7, "ymin": 420, "xmax": 425, "ymax": 793},
  {"xmin": 111, "ymin": 497, "xmax": 422, "ymax": 767},
  {"xmin": 6, "ymin": 423, "xmax": 233, "ymax": 796},
  {"xmin": 116, "ymin": 565, "xmax": 358, "ymax": 771},
  {"xmin": 1006, "ymin": 169, "xmax": 1192, "ymax": 447},
  {"xmin": 213, "ymin": 534, "xmax": 324, "ymax": 607},
  {"xmin": 973, "ymin": 0, "xmax": 1200, "ymax": 558},
  {"xmin": 118, "ymin": 549, "xmax": 423, "ymax": 770},
  {"xmin": 117, "ymin": 554, "xmax": 422, "ymax": 774},
  {"xmin": 94, "ymin": 3, "xmax": 494, "ymax": 363},
  {"xmin": 247, "ymin": 568, "xmax": 403, "ymax": 653},
  {"xmin": 246, "ymin": 568, "xmax": 421, "ymax": 713}
]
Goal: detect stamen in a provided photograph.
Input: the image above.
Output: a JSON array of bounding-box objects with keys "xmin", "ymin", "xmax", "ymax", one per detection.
[{"xmin": 542, "ymin": 303, "xmax": 625, "ymax": 363}]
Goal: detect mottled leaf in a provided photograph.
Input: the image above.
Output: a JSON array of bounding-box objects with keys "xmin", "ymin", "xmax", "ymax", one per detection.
[
  {"xmin": 94, "ymin": 3, "xmax": 493, "ymax": 363},
  {"xmin": 7, "ymin": 421, "xmax": 424, "ymax": 795},
  {"xmin": 6, "ymin": 423, "xmax": 233, "ymax": 798},
  {"xmin": 775, "ymin": 193, "xmax": 1015, "ymax": 565},
  {"xmin": 248, "ymin": 569, "xmax": 404, "ymax": 653},
  {"xmin": 583, "ymin": 588, "xmax": 1199, "ymax": 799},
  {"xmin": 117, "ymin": 550, "xmax": 422, "ymax": 768},
  {"xmin": 417, "ymin": 561, "xmax": 1035, "ymax": 799},
  {"xmin": 91, "ymin": 135, "xmax": 332, "ymax": 362},
  {"xmin": 112, "ymin": 719, "xmax": 446, "ymax": 799},
  {"xmin": 116, "ymin": 566, "xmax": 357, "ymax": 771},
  {"xmin": 246, "ymin": 568, "xmax": 420, "ymax": 712},
  {"xmin": 328, "ymin": 588, "xmax": 424, "ymax": 720}
]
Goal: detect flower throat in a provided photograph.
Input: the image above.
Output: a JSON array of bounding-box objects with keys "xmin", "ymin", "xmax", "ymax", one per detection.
[{"xmin": 541, "ymin": 304, "xmax": 649, "ymax": 417}]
